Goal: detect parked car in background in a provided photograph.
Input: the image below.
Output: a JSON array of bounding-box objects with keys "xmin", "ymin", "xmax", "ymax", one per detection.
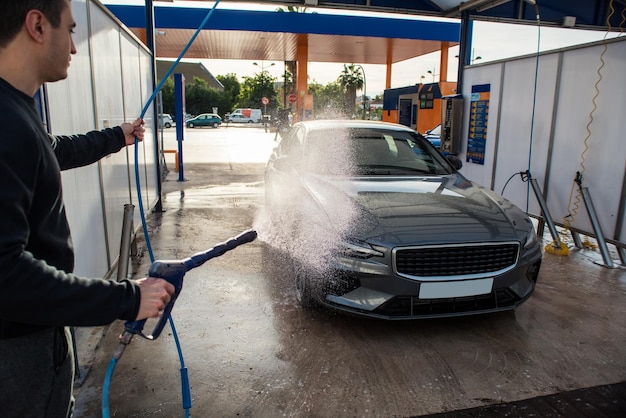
[
  {"xmin": 423, "ymin": 124, "xmax": 441, "ymax": 147},
  {"xmin": 227, "ymin": 108, "xmax": 262, "ymax": 123},
  {"xmin": 186, "ymin": 113, "xmax": 222, "ymax": 128},
  {"xmin": 159, "ymin": 113, "xmax": 173, "ymax": 128},
  {"xmin": 264, "ymin": 120, "xmax": 542, "ymax": 320},
  {"xmin": 228, "ymin": 113, "xmax": 256, "ymax": 123}
]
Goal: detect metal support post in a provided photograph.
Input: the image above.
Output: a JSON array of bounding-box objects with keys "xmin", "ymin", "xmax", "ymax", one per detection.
[
  {"xmin": 530, "ymin": 178, "xmax": 563, "ymax": 248},
  {"xmin": 117, "ymin": 204, "xmax": 135, "ymax": 281},
  {"xmin": 579, "ymin": 186, "xmax": 616, "ymax": 268},
  {"xmin": 618, "ymin": 246, "xmax": 626, "ymax": 265}
]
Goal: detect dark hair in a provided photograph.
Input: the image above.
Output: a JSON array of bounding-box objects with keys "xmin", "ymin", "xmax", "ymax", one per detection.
[{"xmin": 0, "ymin": 0, "xmax": 68, "ymax": 48}]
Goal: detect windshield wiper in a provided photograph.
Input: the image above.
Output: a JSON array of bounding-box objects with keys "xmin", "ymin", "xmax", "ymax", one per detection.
[{"xmin": 356, "ymin": 165, "xmax": 431, "ymax": 175}]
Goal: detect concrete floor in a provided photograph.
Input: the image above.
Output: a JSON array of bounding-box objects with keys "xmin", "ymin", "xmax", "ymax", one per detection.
[{"xmin": 73, "ymin": 127, "xmax": 626, "ymax": 417}]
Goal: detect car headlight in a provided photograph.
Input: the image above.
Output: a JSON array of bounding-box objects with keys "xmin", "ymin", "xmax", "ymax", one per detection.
[{"xmin": 341, "ymin": 240, "xmax": 384, "ymax": 259}]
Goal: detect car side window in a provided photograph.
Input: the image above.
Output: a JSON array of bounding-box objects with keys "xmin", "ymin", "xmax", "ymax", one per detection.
[{"xmin": 279, "ymin": 126, "xmax": 304, "ymax": 158}]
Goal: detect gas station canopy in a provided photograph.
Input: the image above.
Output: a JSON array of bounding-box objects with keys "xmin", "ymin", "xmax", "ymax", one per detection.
[
  {"xmin": 105, "ymin": 0, "xmax": 625, "ymax": 115},
  {"xmin": 106, "ymin": 0, "xmax": 625, "ymax": 84},
  {"xmin": 106, "ymin": 4, "xmax": 461, "ymax": 64}
]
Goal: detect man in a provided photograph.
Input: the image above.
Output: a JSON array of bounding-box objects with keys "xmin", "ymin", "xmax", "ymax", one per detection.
[{"xmin": 0, "ymin": 0, "xmax": 175, "ymax": 416}]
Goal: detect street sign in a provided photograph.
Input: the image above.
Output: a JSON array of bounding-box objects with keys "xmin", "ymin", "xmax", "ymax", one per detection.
[
  {"xmin": 288, "ymin": 94, "xmax": 297, "ymax": 103},
  {"xmin": 261, "ymin": 97, "xmax": 269, "ymax": 105}
]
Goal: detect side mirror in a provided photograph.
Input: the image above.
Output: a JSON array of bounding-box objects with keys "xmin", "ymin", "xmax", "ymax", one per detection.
[
  {"xmin": 272, "ymin": 155, "xmax": 296, "ymax": 172},
  {"xmin": 446, "ymin": 154, "xmax": 463, "ymax": 170}
]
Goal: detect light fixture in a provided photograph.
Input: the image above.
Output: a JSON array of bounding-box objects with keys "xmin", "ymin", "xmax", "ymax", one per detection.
[
  {"xmin": 253, "ymin": 62, "xmax": 276, "ymax": 71},
  {"xmin": 456, "ymin": 49, "xmax": 482, "ymax": 65},
  {"xmin": 562, "ymin": 16, "xmax": 576, "ymax": 27}
]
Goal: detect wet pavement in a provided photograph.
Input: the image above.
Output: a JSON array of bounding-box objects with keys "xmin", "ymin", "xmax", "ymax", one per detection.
[{"xmin": 73, "ymin": 126, "xmax": 626, "ymax": 417}]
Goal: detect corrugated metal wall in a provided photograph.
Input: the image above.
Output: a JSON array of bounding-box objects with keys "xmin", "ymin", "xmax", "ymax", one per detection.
[
  {"xmin": 459, "ymin": 36, "xmax": 626, "ymax": 247},
  {"xmin": 45, "ymin": 0, "xmax": 158, "ymax": 279}
]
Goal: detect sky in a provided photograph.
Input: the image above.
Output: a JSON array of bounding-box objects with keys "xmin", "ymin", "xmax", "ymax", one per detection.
[{"xmin": 103, "ymin": 0, "xmax": 623, "ymax": 97}]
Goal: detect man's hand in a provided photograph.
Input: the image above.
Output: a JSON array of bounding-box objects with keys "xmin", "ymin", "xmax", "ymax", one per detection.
[
  {"xmin": 134, "ymin": 277, "xmax": 176, "ymax": 320},
  {"xmin": 120, "ymin": 117, "xmax": 145, "ymax": 146}
]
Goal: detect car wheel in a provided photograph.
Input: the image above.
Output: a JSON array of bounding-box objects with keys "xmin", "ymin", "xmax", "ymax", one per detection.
[
  {"xmin": 294, "ymin": 261, "xmax": 318, "ymax": 308},
  {"xmin": 188, "ymin": 123, "xmax": 194, "ymax": 128},
  {"xmin": 212, "ymin": 122, "xmax": 218, "ymax": 128},
  {"xmin": 165, "ymin": 122, "xmax": 171, "ymax": 128},
  {"xmin": 248, "ymin": 120, "xmax": 253, "ymax": 124}
]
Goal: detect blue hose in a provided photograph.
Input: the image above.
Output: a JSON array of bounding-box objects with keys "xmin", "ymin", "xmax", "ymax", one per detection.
[
  {"xmin": 526, "ymin": 3, "xmax": 541, "ymax": 213},
  {"xmin": 101, "ymin": 1, "xmax": 221, "ymax": 417},
  {"xmin": 101, "ymin": 358, "xmax": 117, "ymax": 417}
]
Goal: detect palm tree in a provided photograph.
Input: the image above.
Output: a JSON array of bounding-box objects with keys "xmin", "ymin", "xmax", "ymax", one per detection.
[
  {"xmin": 337, "ymin": 64, "xmax": 364, "ymax": 118},
  {"xmin": 284, "ymin": 61, "xmax": 297, "ymax": 104},
  {"xmin": 275, "ymin": 6, "xmax": 315, "ymax": 109},
  {"xmin": 275, "ymin": 5, "xmax": 312, "ymax": 13}
]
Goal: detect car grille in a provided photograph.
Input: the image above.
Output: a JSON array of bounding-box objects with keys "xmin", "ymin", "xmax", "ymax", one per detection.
[
  {"xmin": 374, "ymin": 289, "xmax": 521, "ymax": 317},
  {"xmin": 394, "ymin": 242, "xmax": 519, "ymax": 278}
]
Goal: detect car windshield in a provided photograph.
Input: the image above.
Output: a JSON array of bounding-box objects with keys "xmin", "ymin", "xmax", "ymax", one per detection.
[{"xmin": 302, "ymin": 127, "xmax": 453, "ymax": 176}]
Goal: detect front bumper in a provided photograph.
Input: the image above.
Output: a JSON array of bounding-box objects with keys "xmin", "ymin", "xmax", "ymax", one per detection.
[{"xmin": 318, "ymin": 244, "xmax": 542, "ymax": 320}]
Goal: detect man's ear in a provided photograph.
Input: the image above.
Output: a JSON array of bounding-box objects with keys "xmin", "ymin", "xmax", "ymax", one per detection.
[{"xmin": 23, "ymin": 10, "xmax": 47, "ymax": 44}]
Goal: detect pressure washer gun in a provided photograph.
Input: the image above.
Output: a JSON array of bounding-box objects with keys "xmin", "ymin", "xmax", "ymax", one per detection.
[{"xmin": 113, "ymin": 229, "xmax": 257, "ymax": 357}]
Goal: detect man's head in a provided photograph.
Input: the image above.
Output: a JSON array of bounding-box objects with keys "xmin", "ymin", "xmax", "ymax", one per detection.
[
  {"xmin": 0, "ymin": 0, "xmax": 76, "ymax": 93},
  {"xmin": 0, "ymin": 0, "xmax": 68, "ymax": 48}
]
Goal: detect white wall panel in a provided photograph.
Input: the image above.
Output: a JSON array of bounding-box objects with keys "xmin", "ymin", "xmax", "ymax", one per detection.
[
  {"xmin": 47, "ymin": 0, "xmax": 95, "ymax": 134},
  {"xmin": 495, "ymin": 54, "xmax": 559, "ymax": 217},
  {"xmin": 120, "ymin": 33, "xmax": 142, "ymax": 228},
  {"xmin": 139, "ymin": 51, "xmax": 159, "ymax": 214},
  {"xmin": 119, "ymin": 33, "xmax": 157, "ymax": 229},
  {"xmin": 43, "ymin": 0, "xmax": 160, "ymax": 278},
  {"xmin": 548, "ymin": 41, "xmax": 626, "ymax": 240},
  {"xmin": 90, "ymin": 5, "xmax": 133, "ymax": 266},
  {"xmin": 48, "ymin": 0, "xmax": 109, "ymax": 278}
]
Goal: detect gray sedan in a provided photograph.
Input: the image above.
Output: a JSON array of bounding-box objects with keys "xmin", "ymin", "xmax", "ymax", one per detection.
[{"xmin": 264, "ymin": 120, "xmax": 542, "ymax": 319}]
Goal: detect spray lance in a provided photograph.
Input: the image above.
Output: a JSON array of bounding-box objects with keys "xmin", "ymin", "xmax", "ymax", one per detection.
[
  {"xmin": 116, "ymin": 228, "xmax": 256, "ymax": 343},
  {"xmin": 103, "ymin": 229, "xmax": 257, "ymax": 417}
]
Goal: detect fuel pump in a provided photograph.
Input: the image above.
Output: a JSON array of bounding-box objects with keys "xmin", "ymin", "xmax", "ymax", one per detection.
[{"xmin": 441, "ymin": 94, "xmax": 464, "ymax": 154}]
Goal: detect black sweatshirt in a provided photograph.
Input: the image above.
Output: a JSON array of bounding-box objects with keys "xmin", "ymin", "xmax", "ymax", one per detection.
[{"xmin": 0, "ymin": 78, "xmax": 141, "ymax": 338}]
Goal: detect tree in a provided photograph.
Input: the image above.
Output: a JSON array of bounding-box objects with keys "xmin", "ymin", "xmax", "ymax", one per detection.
[
  {"xmin": 238, "ymin": 71, "xmax": 279, "ymax": 113},
  {"xmin": 159, "ymin": 77, "xmax": 175, "ymax": 116},
  {"xmin": 275, "ymin": 5, "xmax": 313, "ymax": 13},
  {"xmin": 337, "ymin": 64, "xmax": 364, "ymax": 118},
  {"xmin": 217, "ymin": 73, "xmax": 240, "ymax": 109},
  {"xmin": 308, "ymin": 80, "xmax": 344, "ymax": 119},
  {"xmin": 281, "ymin": 63, "xmax": 295, "ymax": 107},
  {"xmin": 157, "ymin": 75, "xmax": 239, "ymax": 119},
  {"xmin": 184, "ymin": 77, "xmax": 223, "ymax": 116}
]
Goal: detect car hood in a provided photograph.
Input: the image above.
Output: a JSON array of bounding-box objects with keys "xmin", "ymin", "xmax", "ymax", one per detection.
[{"xmin": 301, "ymin": 173, "xmax": 528, "ymax": 246}]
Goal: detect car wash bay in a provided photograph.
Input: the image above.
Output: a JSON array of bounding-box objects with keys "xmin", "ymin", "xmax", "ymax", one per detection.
[{"xmin": 72, "ymin": 128, "xmax": 626, "ymax": 417}]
